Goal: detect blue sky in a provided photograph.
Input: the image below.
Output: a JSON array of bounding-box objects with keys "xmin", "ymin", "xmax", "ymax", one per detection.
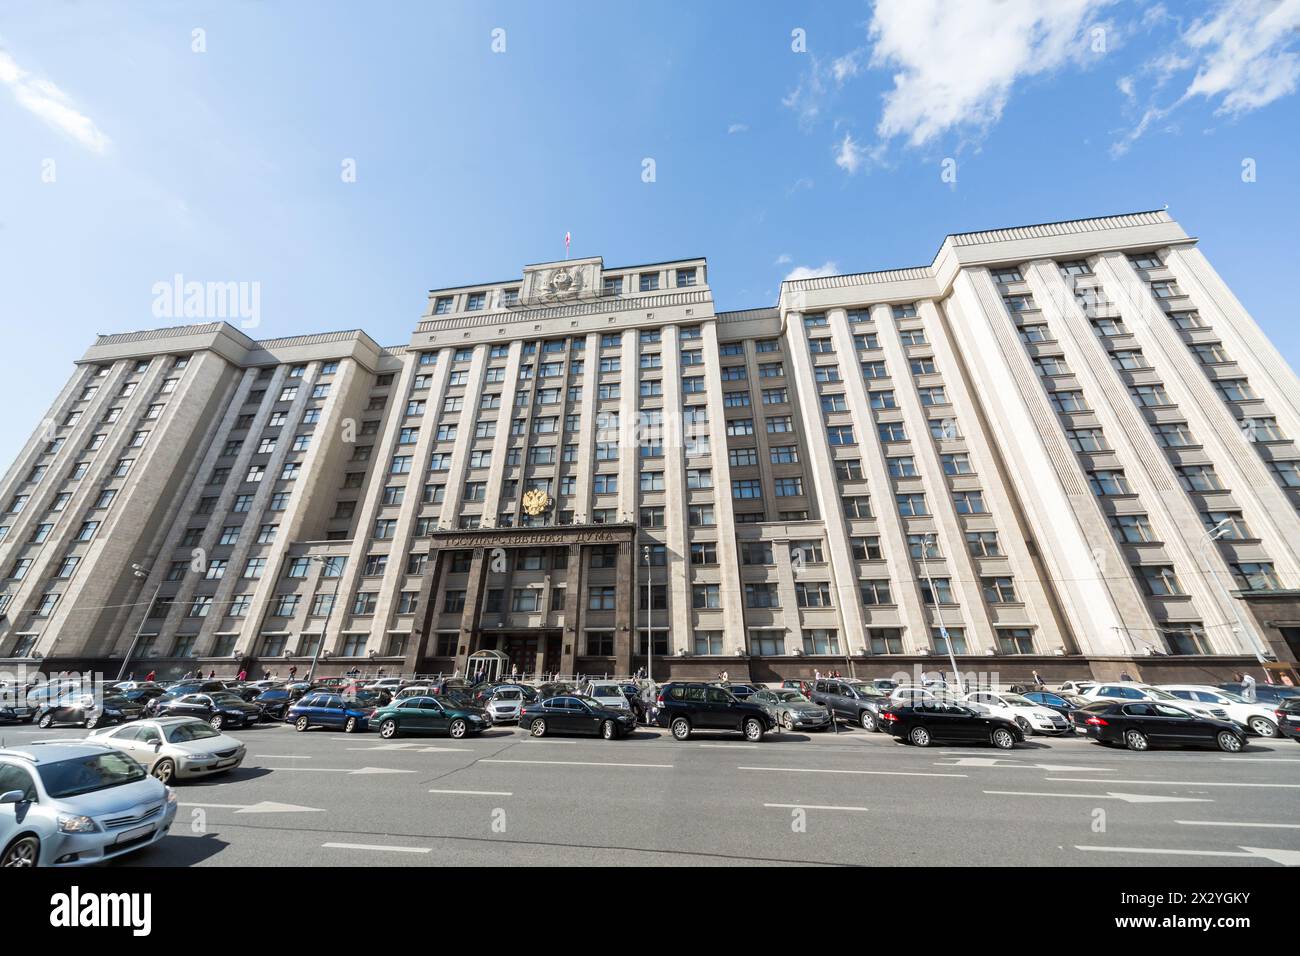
[{"xmin": 2, "ymin": 0, "xmax": 1299, "ymax": 467}]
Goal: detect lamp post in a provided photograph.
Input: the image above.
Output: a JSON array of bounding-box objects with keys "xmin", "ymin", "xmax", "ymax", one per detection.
[
  {"xmin": 306, "ymin": 555, "xmax": 342, "ymax": 682},
  {"xmin": 642, "ymin": 543, "xmax": 653, "ymax": 683},
  {"xmin": 117, "ymin": 563, "xmax": 161, "ymax": 681},
  {"xmin": 1199, "ymin": 519, "xmax": 1269, "ymax": 663},
  {"xmin": 919, "ymin": 533, "xmax": 963, "ymax": 693}
]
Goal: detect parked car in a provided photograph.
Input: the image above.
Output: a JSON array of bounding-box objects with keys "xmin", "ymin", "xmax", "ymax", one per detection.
[
  {"xmin": 287, "ymin": 693, "xmax": 371, "ymax": 732},
  {"xmin": 810, "ymin": 678, "xmax": 892, "ymax": 731},
  {"xmin": 716, "ymin": 682, "xmax": 760, "ymax": 701},
  {"xmin": 36, "ymin": 693, "xmax": 145, "ymax": 730},
  {"xmin": 252, "ymin": 687, "xmax": 295, "ymax": 721},
  {"xmin": 1159, "ymin": 684, "xmax": 1282, "ymax": 737},
  {"xmin": 0, "ymin": 696, "xmax": 34, "ymax": 724},
  {"xmin": 1072, "ymin": 700, "xmax": 1247, "ymax": 752},
  {"xmin": 144, "ymin": 681, "xmax": 229, "ymax": 715},
  {"xmin": 1021, "ymin": 689, "xmax": 1091, "ymax": 728},
  {"xmin": 780, "ymin": 679, "xmax": 816, "ymax": 697},
  {"xmin": 654, "ymin": 682, "xmax": 776, "ymax": 742},
  {"xmin": 363, "ymin": 678, "xmax": 404, "ymax": 694},
  {"xmin": 752, "ymin": 688, "xmax": 832, "ymax": 731},
  {"xmin": 620, "ymin": 683, "xmax": 650, "ymax": 723},
  {"xmin": 89, "ymin": 717, "xmax": 246, "ymax": 783},
  {"xmin": 1217, "ymin": 682, "xmax": 1300, "ymax": 706},
  {"xmin": 115, "ymin": 686, "xmax": 168, "ymax": 710},
  {"xmin": 1080, "ymin": 682, "xmax": 1232, "ymax": 723},
  {"xmin": 1056, "ymin": 680, "xmax": 1097, "ymax": 695},
  {"xmin": 880, "ymin": 701, "xmax": 1024, "ymax": 749},
  {"xmin": 1276, "ymin": 700, "xmax": 1300, "ymax": 742},
  {"xmin": 963, "ymin": 691, "xmax": 1071, "ymax": 735},
  {"xmin": 486, "ymin": 688, "xmax": 526, "ymax": 724},
  {"xmin": 371, "ymin": 696, "xmax": 489, "ymax": 740},
  {"xmin": 519, "ymin": 695, "xmax": 637, "ymax": 739},
  {"xmin": 583, "ymin": 681, "xmax": 633, "ymax": 714},
  {"xmin": 0, "ymin": 741, "xmax": 177, "ymax": 867},
  {"xmin": 153, "ymin": 691, "xmax": 261, "ymax": 730}
]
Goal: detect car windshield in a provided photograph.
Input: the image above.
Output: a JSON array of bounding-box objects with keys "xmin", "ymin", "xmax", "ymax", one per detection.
[
  {"xmin": 847, "ymin": 684, "xmax": 886, "ymax": 697},
  {"xmin": 166, "ymin": 722, "xmax": 221, "ymax": 743},
  {"xmin": 211, "ymin": 693, "xmax": 245, "ymax": 704},
  {"xmin": 494, "ymin": 690, "xmax": 522, "ymax": 701},
  {"xmin": 38, "ymin": 752, "xmax": 146, "ymax": 798},
  {"xmin": 1212, "ymin": 690, "xmax": 1246, "ymax": 703},
  {"xmin": 775, "ymin": 691, "xmax": 809, "ymax": 703},
  {"xmin": 1004, "ymin": 695, "xmax": 1036, "ymax": 707},
  {"xmin": 1145, "ymin": 688, "xmax": 1178, "ymax": 701},
  {"xmin": 590, "ymin": 685, "xmax": 621, "ymax": 696}
]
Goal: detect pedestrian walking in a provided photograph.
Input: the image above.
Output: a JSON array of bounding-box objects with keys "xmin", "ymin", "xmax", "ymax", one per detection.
[
  {"xmin": 208, "ymin": 670, "xmax": 215, "ymax": 679},
  {"xmin": 1242, "ymin": 672, "xmax": 1257, "ymax": 700},
  {"xmin": 145, "ymin": 669, "xmax": 156, "ymax": 682},
  {"xmin": 289, "ymin": 665, "xmax": 297, "ymax": 680},
  {"xmin": 1032, "ymin": 669, "xmax": 1044, "ymax": 689},
  {"xmin": 1119, "ymin": 670, "xmax": 1134, "ymax": 681},
  {"xmin": 237, "ymin": 668, "xmax": 247, "ymax": 682}
]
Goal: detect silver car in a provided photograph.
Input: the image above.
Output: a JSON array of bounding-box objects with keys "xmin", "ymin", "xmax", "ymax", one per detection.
[
  {"xmin": 89, "ymin": 717, "xmax": 246, "ymax": 783},
  {"xmin": 487, "ymin": 689, "xmax": 524, "ymax": 724},
  {"xmin": 752, "ymin": 689, "xmax": 832, "ymax": 731},
  {"xmin": 0, "ymin": 741, "xmax": 177, "ymax": 867}
]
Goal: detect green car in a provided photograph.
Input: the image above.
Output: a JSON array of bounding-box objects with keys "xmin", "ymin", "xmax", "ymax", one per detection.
[{"xmin": 370, "ymin": 695, "xmax": 489, "ymax": 740}]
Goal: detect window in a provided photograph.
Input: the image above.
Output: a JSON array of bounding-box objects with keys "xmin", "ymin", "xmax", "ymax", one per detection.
[
  {"xmin": 1138, "ymin": 565, "xmax": 1183, "ymax": 596},
  {"xmin": 603, "ymin": 276, "xmax": 623, "ymax": 296},
  {"xmin": 795, "ymin": 582, "xmax": 832, "ymax": 608},
  {"xmin": 1177, "ymin": 465, "xmax": 1223, "ymax": 493},
  {"xmin": 588, "ymin": 587, "xmax": 616, "ymax": 611},
  {"xmin": 676, "ymin": 267, "xmax": 697, "ymax": 287},
  {"xmin": 896, "ymin": 494, "xmax": 927, "ymax": 516},
  {"xmin": 843, "ymin": 496, "xmax": 873, "ymax": 519},
  {"xmin": 860, "ymin": 580, "xmax": 893, "ymax": 605},
  {"xmin": 1129, "ymin": 384, "xmax": 1172, "ymax": 407},
  {"xmin": 1088, "ymin": 470, "xmax": 1132, "ymax": 496},
  {"xmin": 1110, "ymin": 513, "xmax": 1155, "ymax": 543},
  {"xmin": 827, "ymin": 425, "xmax": 855, "ymax": 446},
  {"xmin": 774, "ymin": 477, "xmax": 803, "ymax": 497},
  {"xmin": 639, "ymin": 272, "xmax": 660, "ymax": 292},
  {"xmin": 920, "ymin": 577, "xmax": 954, "ymax": 605},
  {"xmin": 966, "ymin": 531, "xmax": 1001, "ymax": 556},
  {"xmin": 996, "ymin": 628, "xmax": 1035, "ymax": 655},
  {"xmin": 744, "ymin": 583, "xmax": 779, "ymax": 608},
  {"xmin": 690, "ymin": 542, "xmax": 718, "ymax": 565},
  {"xmin": 1230, "ymin": 562, "xmax": 1280, "ymax": 591},
  {"xmin": 982, "ymin": 577, "xmax": 1018, "ymax": 603}
]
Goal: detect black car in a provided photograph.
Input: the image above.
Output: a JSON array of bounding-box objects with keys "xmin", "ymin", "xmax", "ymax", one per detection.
[
  {"xmin": 1073, "ymin": 700, "xmax": 1247, "ymax": 752},
  {"xmin": 880, "ymin": 701, "xmax": 1024, "ymax": 749},
  {"xmin": 145, "ymin": 680, "xmax": 230, "ymax": 715},
  {"xmin": 715, "ymin": 682, "xmax": 760, "ymax": 701},
  {"xmin": 252, "ymin": 687, "xmax": 296, "ymax": 721},
  {"xmin": 809, "ymin": 678, "xmax": 893, "ymax": 731},
  {"xmin": 654, "ymin": 682, "xmax": 776, "ymax": 742},
  {"xmin": 519, "ymin": 695, "xmax": 638, "ymax": 739},
  {"xmin": 36, "ymin": 693, "xmax": 145, "ymax": 729},
  {"xmin": 1276, "ymin": 700, "xmax": 1300, "ymax": 742},
  {"xmin": 154, "ymin": 691, "xmax": 262, "ymax": 730}
]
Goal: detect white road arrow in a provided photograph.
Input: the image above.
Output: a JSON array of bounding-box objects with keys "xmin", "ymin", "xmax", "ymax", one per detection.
[
  {"xmin": 259, "ymin": 765, "xmax": 414, "ymax": 775},
  {"xmin": 180, "ymin": 800, "xmax": 325, "ymax": 814},
  {"xmin": 1076, "ymin": 845, "xmax": 1300, "ymax": 865},
  {"xmin": 940, "ymin": 757, "xmax": 1110, "ymax": 772},
  {"xmin": 985, "ymin": 789, "xmax": 1212, "ymax": 804}
]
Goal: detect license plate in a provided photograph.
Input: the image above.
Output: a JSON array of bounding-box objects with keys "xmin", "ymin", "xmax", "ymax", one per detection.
[
  {"xmin": 216, "ymin": 758, "xmax": 237, "ymax": 768},
  {"xmin": 116, "ymin": 824, "xmax": 153, "ymax": 844}
]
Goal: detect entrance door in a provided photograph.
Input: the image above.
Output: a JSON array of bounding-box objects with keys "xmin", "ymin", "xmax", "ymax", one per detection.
[{"xmin": 504, "ymin": 637, "xmax": 538, "ymax": 679}]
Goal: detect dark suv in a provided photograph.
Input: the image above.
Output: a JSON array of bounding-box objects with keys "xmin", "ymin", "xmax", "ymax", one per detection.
[
  {"xmin": 654, "ymin": 682, "xmax": 776, "ymax": 742},
  {"xmin": 810, "ymin": 678, "xmax": 892, "ymax": 731}
]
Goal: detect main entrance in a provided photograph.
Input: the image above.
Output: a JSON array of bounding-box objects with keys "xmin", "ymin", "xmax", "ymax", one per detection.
[{"xmin": 476, "ymin": 631, "xmax": 562, "ymax": 679}]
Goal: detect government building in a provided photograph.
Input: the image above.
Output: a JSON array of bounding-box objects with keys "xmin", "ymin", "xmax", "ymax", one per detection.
[{"xmin": 2, "ymin": 210, "xmax": 1298, "ymax": 684}]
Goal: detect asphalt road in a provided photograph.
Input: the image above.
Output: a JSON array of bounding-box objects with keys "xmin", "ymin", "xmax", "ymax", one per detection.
[{"xmin": 3, "ymin": 719, "xmax": 1298, "ymax": 866}]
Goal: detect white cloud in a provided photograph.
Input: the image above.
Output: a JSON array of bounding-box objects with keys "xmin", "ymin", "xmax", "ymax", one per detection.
[
  {"xmin": 0, "ymin": 47, "xmax": 110, "ymax": 153},
  {"xmin": 784, "ymin": 261, "xmax": 839, "ymax": 281},
  {"xmin": 831, "ymin": 50, "xmax": 863, "ymax": 85},
  {"xmin": 727, "ymin": 122, "xmax": 749, "ymax": 134},
  {"xmin": 774, "ymin": 253, "xmax": 793, "ymax": 266},
  {"xmin": 833, "ymin": 132, "xmax": 868, "ymax": 173},
  {"xmin": 1182, "ymin": 0, "xmax": 1300, "ymax": 113},
  {"xmin": 867, "ymin": 0, "xmax": 1109, "ymax": 147}
]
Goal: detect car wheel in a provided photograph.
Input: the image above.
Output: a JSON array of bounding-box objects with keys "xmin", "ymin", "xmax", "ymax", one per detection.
[
  {"xmin": 743, "ymin": 718, "xmax": 764, "ymax": 742},
  {"xmin": 1248, "ymin": 717, "xmax": 1278, "ymax": 738},
  {"xmin": 671, "ymin": 717, "xmax": 691, "ymax": 741},
  {"xmin": 379, "ymin": 719, "xmax": 398, "ymax": 739},
  {"xmin": 859, "ymin": 710, "xmax": 876, "ymax": 732},
  {"xmin": 151, "ymin": 758, "xmax": 176, "ymax": 784},
  {"xmin": 1014, "ymin": 716, "xmax": 1031, "ymax": 735},
  {"xmin": 1124, "ymin": 729, "xmax": 1148, "ymax": 751},
  {"xmin": 36, "ymin": 713, "xmax": 52, "ymax": 729},
  {"xmin": 601, "ymin": 720, "xmax": 616, "ymax": 740},
  {"xmin": 991, "ymin": 728, "xmax": 1016, "ymax": 750},
  {"xmin": 294, "ymin": 716, "xmax": 310, "ymax": 732},
  {"xmin": 449, "ymin": 719, "xmax": 467, "ymax": 739},
  {"xmin": 780, "ymin": 711, "xmax": 793, "ymax": 731},
  {"xmin": 209, "ymin": 715, "xmax": 224, "ymax": 731},
  {"xmin": 1217, "ymin": 731, "xmax": 1243, "ymax": 753},
  {"xmin": 85, "ymin": 714, "xmax": 101, "ymax": 730},
  {"xmin": 908, "ymin": 726, "xmax": 931, "ymax": 747},
  {"xmin": 529, "ymin": 718, "xmax": 547, "ymax": 737},
  {"xmin": 1, "ymin": 835, "xmax": 39, "ymax": 868}
]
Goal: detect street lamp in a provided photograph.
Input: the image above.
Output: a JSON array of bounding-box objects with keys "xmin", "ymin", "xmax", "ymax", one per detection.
[
  {"xmin": 117, "ymin": 562, "xmax": 161, "ymax": 681},
  {"xmin": 306, "ymin": 555, "xmax": 342, "ymax": 682},
  {"xmin": 919, "ymin": 532, "xmax": 963, "ymax": 693},
  {"xmin": 642, "ymin": 543, "xmax": 653, "ymax": 683},
  {"xmin": 1199, "ymin": 519, "xmax": 1269, "ymax": 663}
]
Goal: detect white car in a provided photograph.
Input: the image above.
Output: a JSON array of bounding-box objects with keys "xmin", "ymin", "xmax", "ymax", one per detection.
[
  {"xmin": 1056, "ymin": 680, "xmax": 1097, "ymax": 695},
  {"xmin": 963, "ymin": 691, "xmax": 1071, "ymax": 735},
  {"xmin": 889, "ymin": 686, "xmax": 938, "ymax": 705},
  {"xmin": 1158, "ymin": 685, "xmax": 1280, "ymax": 737},
  {"xmin": 89, "ymin": 717, "xmax": 247, "ymax": 783},
  {"xmin": 393, "ymin": 684, "xmax": 436, "ymax": 702},
  {"xmin": 583, "ymin": 682, "xmax": 631, "ymax": 712},
  {"xmin": 363, "ymin": 678, "xmax": 404, "ymax": 693},
  {"xmin": 1080, "ymin": 682, "xmax": 1232, "ymax": 723}
]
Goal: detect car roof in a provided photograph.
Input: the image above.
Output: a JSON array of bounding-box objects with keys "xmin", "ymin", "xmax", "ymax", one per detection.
[{"xmin": 0, "ymin": 741, "xmax": 114, "ymax": 762}]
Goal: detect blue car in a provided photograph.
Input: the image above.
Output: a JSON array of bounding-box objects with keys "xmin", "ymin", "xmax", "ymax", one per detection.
[
  {"xmin": 286, "ymin": 693, "xmax": 370, "ymax": 733},
  {"xmin": 1022, "ymin": 690, "xmax": 1091, "ymax": 731}
]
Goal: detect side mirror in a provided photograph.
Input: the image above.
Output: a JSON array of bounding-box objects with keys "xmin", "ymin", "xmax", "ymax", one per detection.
[
  {"xmin": 0, "ymin": 789, "xmax": 26, "ymax": 805},
  {"xmin": 153, "ymin": 741, "xmax": 163, "ymax": 751}
]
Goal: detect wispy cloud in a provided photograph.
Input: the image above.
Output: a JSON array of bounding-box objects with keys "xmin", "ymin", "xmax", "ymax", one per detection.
[
  {"xmin": 833, "ymin": 132, "xmax": 871, "ymax": 174},
  {"xmin": 784, "ymin": 261, "xmax": 839, "ymax": 281},
  {"xmin": 0, "ymin": 46, "xmax": 111, "ymax": 154},
  {"xmin": 727, "ymin": 122, "xmax": 749, "ymax": 134},
  {"xmin": 774, "ymin": 253, "xmax": 793, "ymax": 266}
]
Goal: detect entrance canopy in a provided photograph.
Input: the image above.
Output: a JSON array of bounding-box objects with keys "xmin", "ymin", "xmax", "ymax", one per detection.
[{"xmin": 466, "ymin": 649, "xmax": 509, "ymax": 683}]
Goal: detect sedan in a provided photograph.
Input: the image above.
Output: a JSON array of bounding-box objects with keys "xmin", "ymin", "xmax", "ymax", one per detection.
[
  {"xmin": 36, "ymin": 694, "xmax": 145, "ymax": 730},
  {"xmin": 880, "ymin": 701, "xmax": 1024, "ymax": 749},
  {"xmin": 1073, "ymin": 700, "xmax": 1247, "ymax": 752},
  {"xmin": 153, "ymin": 692, "xmax": 261, "ymax": 730},
  {"xmin": 752, "ymin": 689, "xmax": 832, "ymax": 731},
  {"xmin": 1021, "ymin": 690, "xmax": 1091, "ymax": 729},
  {"xmin": 89, "ymin": 717, "xmax": 246, "ymax": 783},
  {"xmin": 251, "ymin": 687, "xmax": 295, "ymax": 721},
  {"xmin": 519, "ymin": 696, "xmax": 638, "ymax": 739},
  {"xmin": 1276, "ymin": 700, "xmax": 1300, "ymax": 742},
  {"xmin": 371, "ymin": 696, "xmax": 489, "ymax": 739},
  {"xmin": 0, "ymin": 742, "xmax": 177, "ymax": 867}
]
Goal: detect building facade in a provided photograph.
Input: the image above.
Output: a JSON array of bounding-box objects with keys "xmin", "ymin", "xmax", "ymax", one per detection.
[{"xmin": 2, "ymin": 211, "xmax": 1298, "ymax": 683}]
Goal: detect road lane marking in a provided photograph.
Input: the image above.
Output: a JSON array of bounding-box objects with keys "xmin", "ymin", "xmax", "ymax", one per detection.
[
  {"xmin": 738, "ymin": 766, "xmax": 966, "ymax": 778},
  {"xmin": 1046, "ymin": 777, "xmax": 1300, "ymax": 789},
  {"xmin": 938, "ymin": 757, "xmax": 1111, "ymax": 772},
  {"xmin": 347, "ymin": 745, "xmax": 473, "ymax": 753},
  {"xmin": 985, "ymin": 790, "xmax": 1211, "ymax": 804},
  {"xmin": 322, "ymin": 842, "xmax": 431, "ymax": 854},
  {"xmin": 481, "ymin": 758, "xmax": 672, "ymax": 768},
  {"xmin": 1176, "ymin": 820, "xmax": 1300, "ymax": 829},
  {"xmin": 1075, "ymin": 845, "xmax": 1300, "ymax": 865},
  {"xmin": 764, "ymin": 803, "xmax": 869, "ymax": 812},
  {"xmin": 257, "ymin": 765, "xmax": 415, "ymax": 775},
  {"xmin": 180, "ymin": 801, "xmax": 325, "ymax": 813},
  {"xmin": 428, "ymin": 788, "xmax": 513, "ymax": 796}
]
